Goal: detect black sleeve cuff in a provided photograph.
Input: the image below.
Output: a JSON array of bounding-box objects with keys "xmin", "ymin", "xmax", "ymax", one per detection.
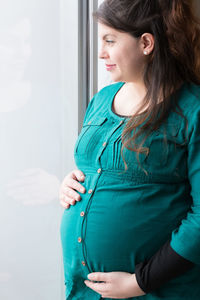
[{"xmin": 135, "ymin": 239, "xmax": 195, "ymax": 293}]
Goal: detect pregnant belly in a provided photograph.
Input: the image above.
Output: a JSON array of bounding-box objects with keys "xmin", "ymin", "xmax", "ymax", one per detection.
[
  {"xmin": 60, "ymin": 183, "xmax": 186, "ymax": 274},
  {"xmin": 60, "ymin": 187, "xmax": 145, "ymax": 274}
]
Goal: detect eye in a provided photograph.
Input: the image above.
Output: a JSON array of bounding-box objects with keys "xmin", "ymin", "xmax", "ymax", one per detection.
[{"xmin": 106, "ymin": 40, "xmax": 114, "ymax": 44}]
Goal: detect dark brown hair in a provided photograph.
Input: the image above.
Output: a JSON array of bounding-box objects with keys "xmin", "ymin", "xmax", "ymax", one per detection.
[{"xmin": 93, "ymin": 0, "xmax": 200, "ymax": 174}]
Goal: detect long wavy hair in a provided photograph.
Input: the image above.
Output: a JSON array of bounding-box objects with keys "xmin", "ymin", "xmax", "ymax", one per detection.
[{"xmin": 93, "ymin": 0, "xmax": 200, "ymax": 174}]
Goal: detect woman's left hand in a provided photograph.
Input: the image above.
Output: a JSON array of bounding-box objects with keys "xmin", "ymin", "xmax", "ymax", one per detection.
[{"xmin": 84, "ymin": 271, "xmax": 146, "ymax": 299}]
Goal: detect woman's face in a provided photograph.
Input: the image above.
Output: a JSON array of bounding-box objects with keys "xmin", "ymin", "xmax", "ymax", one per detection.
[{"xmin": 98, "ymin": 22, "xmax": 147, "ymax": 83}]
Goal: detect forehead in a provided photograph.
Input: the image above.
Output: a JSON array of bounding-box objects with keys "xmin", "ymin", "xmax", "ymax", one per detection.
[{"xmin": 98, "ymin": 23, "xmax": 120, "ymax": 38}]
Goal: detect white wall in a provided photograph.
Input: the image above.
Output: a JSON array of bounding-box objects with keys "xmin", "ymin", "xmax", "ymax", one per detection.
[{"xmin": 0, "ymin": 1, "xmax": 79, "ymax": 299}]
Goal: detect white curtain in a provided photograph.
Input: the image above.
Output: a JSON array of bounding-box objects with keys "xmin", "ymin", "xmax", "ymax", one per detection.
[{"xmin": 0, "ymin": 0, "xmax": 79, "ymax": 299}]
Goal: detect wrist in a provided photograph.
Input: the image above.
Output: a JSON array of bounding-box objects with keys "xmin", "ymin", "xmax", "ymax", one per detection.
[{"xmin": 131, "ymin": 273, "xmax": 146, "ymax": 296}]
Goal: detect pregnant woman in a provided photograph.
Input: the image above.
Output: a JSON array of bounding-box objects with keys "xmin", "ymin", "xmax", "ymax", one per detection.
[{"xmin": 60, "ymin": 0, "xmax": 200, "ymax": 299}]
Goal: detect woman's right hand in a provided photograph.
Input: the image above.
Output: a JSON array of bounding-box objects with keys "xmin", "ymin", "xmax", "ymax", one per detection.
[{"xmin": 59, "ymin": 169, "xmax": 86, "ymax": 209}]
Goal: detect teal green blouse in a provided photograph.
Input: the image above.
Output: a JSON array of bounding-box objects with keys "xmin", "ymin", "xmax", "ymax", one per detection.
[{"xmin": 60, "ymin": 81, "xmax": 200, "ymax": 299}]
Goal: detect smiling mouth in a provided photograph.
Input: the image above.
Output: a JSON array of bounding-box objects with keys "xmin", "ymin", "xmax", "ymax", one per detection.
[{"xmin": 106, "ymin": 64, "xmax": 116, "ymax": 70}]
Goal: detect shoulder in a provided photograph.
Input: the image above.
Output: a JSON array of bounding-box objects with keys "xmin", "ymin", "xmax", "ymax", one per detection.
[
  {"xmin": 94, "ymin": 81, "xmax": 124, "ymax": 101},
  {"xmin": 83, "ymin": 82, "xmax": 123, "ymax": 124},
  {"xmin": 90, "ymin": 81, "xmax": 124, "ymax": 111},
  {"xmin": 176, "ymin": 82, "xmax": 200, "ymax": 142},
  {"xmin": 177, "ymin": 82, "xmax": 200, "ymax": 116},
  {"xmin": 98, "ymin": 81, "xmax": 124, "ymax": 93}
]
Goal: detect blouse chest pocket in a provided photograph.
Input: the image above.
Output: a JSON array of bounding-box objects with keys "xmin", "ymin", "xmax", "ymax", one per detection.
[
  {"xmin": 74, "ymin": 116, "xmax": 107, "ymax": 156},
  {"xmin": 144, "ymin": 124, "xmax": 180, "ymax": 168}
]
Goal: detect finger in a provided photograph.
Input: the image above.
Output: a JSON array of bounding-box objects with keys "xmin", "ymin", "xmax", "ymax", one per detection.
[
  {"xmin": 101, "ymin": 295, "xmax": 109, "ymax": 299},
  {"xmin": 60, "ymin": 193, "xmax": 75, "ymax": 206},
  {"xmin": 71, "ymin": 169, "xmax": 85, "ymax": 182},
  {"xmin": 66, "ymin": 178, "xmax": 86, "ymax": 195},
  {"xmin": 60, "ymin": 171, "xmax": 85, "ymax": 196},
  {"xmin": 87, "ymin": 272, "xmax": 109, "ymax": 282},
  {"xmin": 60, "ymin": 199, "xmax": 70, "ymax": 209},
  {"xmin": 64, "ymin": 195, "xmax": 76, "ymax": 205},
  {"xmin": 63, "ymin": 186, "xmax": 81, "ymax": 201},
  {"xmin": 84, "ymin": 280, "xmax": 108, "ymax": 294},
  {"xmin": 60, "ymin": 187, "xmax": 79, "ymax": 203}
]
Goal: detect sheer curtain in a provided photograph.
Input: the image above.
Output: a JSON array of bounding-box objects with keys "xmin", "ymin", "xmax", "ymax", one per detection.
[{"xmin": 0, "ymin": 1, "xmax": 79, "ymax": 299}]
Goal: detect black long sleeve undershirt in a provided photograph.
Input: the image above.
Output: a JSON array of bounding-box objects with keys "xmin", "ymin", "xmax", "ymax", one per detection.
[{"xmin": 135, "ymin": 239, "xmax": 195, "ymax": 293}]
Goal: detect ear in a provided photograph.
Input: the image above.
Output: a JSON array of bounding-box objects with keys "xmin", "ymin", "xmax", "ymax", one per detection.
[{"xmin": 140, "ymin": 33, "xmax": 154, "ymax": 55}]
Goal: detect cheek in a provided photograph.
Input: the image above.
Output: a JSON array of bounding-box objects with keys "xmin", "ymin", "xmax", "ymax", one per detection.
[
  {"xmin": 117, "ymin": 45, "xmax": 142, "ymax": 68},
  {"xmin": 126, "ymin": 51, "xmax": 144, "ymax": 72}
]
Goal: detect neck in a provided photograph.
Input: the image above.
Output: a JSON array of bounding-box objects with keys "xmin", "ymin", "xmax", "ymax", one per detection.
[{"xmin": 123, "ymin": 81, "xmax": 147, "ymax": 103}]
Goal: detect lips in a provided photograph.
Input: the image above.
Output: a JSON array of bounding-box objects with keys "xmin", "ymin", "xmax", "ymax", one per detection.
[{"xmin": 105, "ymin": 64, "xmax": 116, "ymax": 71}]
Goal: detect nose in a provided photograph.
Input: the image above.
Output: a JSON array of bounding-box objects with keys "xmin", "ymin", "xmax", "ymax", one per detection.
[{"xmin": 98, "ymin": 45, "xmax": 109, "ymax": 60}]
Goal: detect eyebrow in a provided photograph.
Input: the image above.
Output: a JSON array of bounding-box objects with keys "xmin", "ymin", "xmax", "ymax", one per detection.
[{"xmin": 102, "ymin": 34, "xmax": 117, "ymax": 40}]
